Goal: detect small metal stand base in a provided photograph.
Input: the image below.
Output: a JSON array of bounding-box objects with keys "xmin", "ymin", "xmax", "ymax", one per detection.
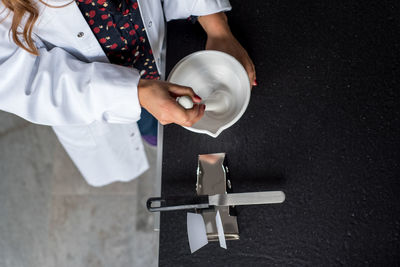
[{"xmin": 196, "ymin": 153, "xmax": 239, "ymax": 241}]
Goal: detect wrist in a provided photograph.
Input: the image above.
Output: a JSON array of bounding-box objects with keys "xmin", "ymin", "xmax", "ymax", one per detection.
[
  {"xmin": 138, "ymin": 79, "xmax": 152, "ymax": 108},
  {"xmin": 198, "ymin": 12, "xmax": 232, "ymax": 39}
]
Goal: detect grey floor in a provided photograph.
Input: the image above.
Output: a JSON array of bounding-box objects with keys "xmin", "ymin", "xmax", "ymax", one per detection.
[{"xmin": 0, "ymin": 111, "xmax": 159, "ymax": 267}]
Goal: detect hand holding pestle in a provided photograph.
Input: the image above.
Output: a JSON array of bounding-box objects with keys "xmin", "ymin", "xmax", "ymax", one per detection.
[{"xmin": 177, "ymin": 92, "xmax": 230, "ymax": 113}]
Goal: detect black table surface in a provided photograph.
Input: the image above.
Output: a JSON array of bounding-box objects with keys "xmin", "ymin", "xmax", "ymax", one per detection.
[{"xmin": 159, "ymin": 1, "xmax": 400, "ymax": 266}]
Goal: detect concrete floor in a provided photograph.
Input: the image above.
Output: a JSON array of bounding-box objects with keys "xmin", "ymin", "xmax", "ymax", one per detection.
[{"xmin": 0, "ymin": 111, "xmax": 159, "ymax": 267}]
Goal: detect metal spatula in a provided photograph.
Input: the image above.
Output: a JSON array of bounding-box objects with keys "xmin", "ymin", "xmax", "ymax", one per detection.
[{"xmin": 147, "ymin": 191, "xmax": 285, "ymax": 212}]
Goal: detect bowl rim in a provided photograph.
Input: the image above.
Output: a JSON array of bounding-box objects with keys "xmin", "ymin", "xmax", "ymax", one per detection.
[{"xmin": 167, "ymin": 50, "xmax": 251, "ymax": 138}]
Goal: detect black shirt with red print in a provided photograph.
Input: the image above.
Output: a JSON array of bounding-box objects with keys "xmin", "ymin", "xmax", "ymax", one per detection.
[{"xmin": 76, "ymin": 0, "xmax": 160, "ymax": 80}]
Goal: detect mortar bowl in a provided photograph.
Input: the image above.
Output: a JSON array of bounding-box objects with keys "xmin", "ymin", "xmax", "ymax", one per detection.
[{"xmin": 167, "ymin": 50, "xmax": 251, "ymax": 138}]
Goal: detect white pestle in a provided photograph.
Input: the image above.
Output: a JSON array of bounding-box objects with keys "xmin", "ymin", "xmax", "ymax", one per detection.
[
  {"xmin": 177, "ymin": 91, "xmax": 230, "ymax": 114},
  {"xmin": 176, "ymin": 96, "xmax": 194, "ymax": 109}
]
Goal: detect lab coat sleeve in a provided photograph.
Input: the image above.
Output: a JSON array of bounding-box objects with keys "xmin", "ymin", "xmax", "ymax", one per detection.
[
  {"xmin": 163, "ymin": 0, "xmax": 232, "ymax": 22},
  {"xmin": 0, "ymin": 22, "xmax": 142, "ymax": 126}
]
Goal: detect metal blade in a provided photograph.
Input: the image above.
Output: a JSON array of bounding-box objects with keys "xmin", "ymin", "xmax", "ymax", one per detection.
[{"xmin": 208, "ymin": 191, "xmax": 285, "ymax": 207}]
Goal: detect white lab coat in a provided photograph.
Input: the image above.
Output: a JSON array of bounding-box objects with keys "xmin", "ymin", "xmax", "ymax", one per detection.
[{"xmin": 0, "ymin": 0, "xmax": 231, "ymax": 186}]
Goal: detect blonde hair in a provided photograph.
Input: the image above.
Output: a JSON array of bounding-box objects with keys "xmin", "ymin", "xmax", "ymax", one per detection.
[{"xmin": 1, "ymin": 0, "xmax": 72, "ymax": 56}]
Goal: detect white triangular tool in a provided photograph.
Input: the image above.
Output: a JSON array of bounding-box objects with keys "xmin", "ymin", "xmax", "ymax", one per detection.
[
  {"xmin": 187, "ymin": 213, "xmax": 208, "ymax": 253},
  {"xmin": 215, "ymin": 210, "xmax": 227, "ymax": 249}
]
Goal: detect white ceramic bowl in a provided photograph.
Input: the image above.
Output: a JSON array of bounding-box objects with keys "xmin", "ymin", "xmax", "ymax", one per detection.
[{"xmin": 168, "ymin": 50, "xmax": 251, "ymax": 138}]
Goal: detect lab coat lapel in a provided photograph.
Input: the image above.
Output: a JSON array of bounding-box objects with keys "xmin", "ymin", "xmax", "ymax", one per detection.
[
  {"xmin": 35, "ymin": 0, "xmax": 109, "ymax": 62},
  {"xmin": 137, "ymin": 0, "xmax": 166, "ymax": 77},
  {"xmin": 36, "ymin": 0, "xmax": 165, "ymax": 70}
]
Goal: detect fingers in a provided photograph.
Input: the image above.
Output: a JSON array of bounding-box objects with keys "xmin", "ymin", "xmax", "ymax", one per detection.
[
  {"xmin": 168, "ymin": 83, "xmax": 202, "ymax": 103},
  {"xmin": 251, "ymin": 63, "xmax": 257, "ymax": 87},
  {"xmin": 190, "ymin": 104, "xmax": 206, "ymax": 126},
  {"xmin": 142, "ymin": 80, "xmax": 205, "ymax": 127},
  {"xmin": 168, "ymin": 83, "xmax": 205, "ymax": 125},
  {"xmin": 245, "ymin": 59, "xmax": 257, "ymax": 88},
  {"xmin": 249, "ymin": 68, "xmax": 256, "ymax": 88},
  {"xmin": 176, "ymin": 103, "xmax": 206, "ymax": 127},
  {"xmin": 159, "ymin": 97, "xmax": 205, "ymax": 127}
]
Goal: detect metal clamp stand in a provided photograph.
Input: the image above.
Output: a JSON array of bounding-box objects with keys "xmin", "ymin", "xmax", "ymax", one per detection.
[{"xmin": 196, "ymin": 153, "xmax": 239, "ymax": 241}]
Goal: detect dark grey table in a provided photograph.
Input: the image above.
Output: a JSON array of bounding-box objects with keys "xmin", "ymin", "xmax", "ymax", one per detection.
[{"xmin": 159, "ymin": 1, "xmax": 400, "ymax": 266}]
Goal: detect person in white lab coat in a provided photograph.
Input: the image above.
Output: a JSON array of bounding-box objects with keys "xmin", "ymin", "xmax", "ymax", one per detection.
[{"xmin": 0, "ymin": 0, "xmax": 256, "ymax": 186}]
